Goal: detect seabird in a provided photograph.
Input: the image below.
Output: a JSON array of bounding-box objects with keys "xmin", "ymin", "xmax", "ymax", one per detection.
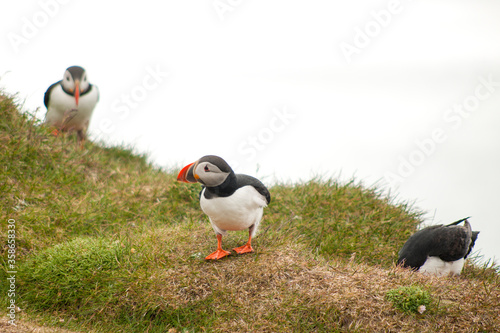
[
  {"xmin": 177, "ymin": 155, "xmax": 271, "ymax": 260},
  {"xmin": 44, "ymin": 66, "xmax": 99, "ymax": 143},
  {"xmin": 397, "ymin": 217, "xmax": 479, "ymax": 276}
]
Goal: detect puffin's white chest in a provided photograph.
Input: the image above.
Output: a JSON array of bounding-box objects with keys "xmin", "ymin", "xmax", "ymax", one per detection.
[
  {"xmin": 200, "ymin": 185, "xmax": 267, "ymax": 233},
  {"xmin": 419, "ymin": 257, "xmax": 465, "ymax": 276},
  {"xmin": 45, "ymin": 85, "xmax": 99, "ymax": 130}
]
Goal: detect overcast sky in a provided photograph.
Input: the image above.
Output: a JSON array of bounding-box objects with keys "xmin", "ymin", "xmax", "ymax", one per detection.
[{"xmin": 2, "ymin": 0, "xmax": 500, "ymax": 264}]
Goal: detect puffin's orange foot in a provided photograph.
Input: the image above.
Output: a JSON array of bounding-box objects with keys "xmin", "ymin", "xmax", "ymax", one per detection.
[
  {"xmin": 205, "ymin": 248, "xmax": 231, "ymax": 260},
  {"xmin": 51, "ymin": 129, "xmax": 60, "ymax": 136},
  {"xmin": 233, "ymin": 243, "xmax": 254, "ymax": 254}
]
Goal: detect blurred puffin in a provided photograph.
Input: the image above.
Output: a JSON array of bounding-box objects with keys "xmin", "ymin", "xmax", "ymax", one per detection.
[
  {"xmin": 177, "ymin": 155, "xmax": 271, "ymax": 260},
  {"xmin": 44, "ymin": 66, "xmax": 99, "ymax": 143},
  {"xmin": 397, "ymin": 217, "xmax": 479, "ymax": 276}
]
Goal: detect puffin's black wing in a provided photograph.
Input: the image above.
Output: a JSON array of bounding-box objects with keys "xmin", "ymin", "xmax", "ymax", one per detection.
[
  {"xmin": 439, "ymin": 218, "xmax": 478, "ymax": 260},
  {"xmin": 44, "ymin": 81, "xmax": 61, "ymax": 108},
  {"xmin": 428, "ymin": 222, "xmax": 472, "ymax": 262},
  {"xmin": 397, "ymin": 225, "xmax": 443, "ymax": 269},
  {"xmin": 447, "ymin": 216, "xmax": 471, "ymax": 227},
  {"xmin": 236, "ymin": 174, "xmax": 271, "ymax": 205}
]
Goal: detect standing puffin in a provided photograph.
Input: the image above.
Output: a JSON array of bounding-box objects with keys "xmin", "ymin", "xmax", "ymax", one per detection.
[
  {"xmin": 44, "ymin": 66, "xmax": 99, "ymax": 143},
  {"xmin": 177, "ymin": 155, "xmax": 271, "ymax": 260},
  {"xmin": 397, "ymin": 217, "xmax": 479, "ymax": 276}
]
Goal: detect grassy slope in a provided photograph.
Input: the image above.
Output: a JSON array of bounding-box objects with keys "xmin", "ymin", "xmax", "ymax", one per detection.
[{"xmin": 1, "ymin": 92, "xmax": 499, "ymax": 333}]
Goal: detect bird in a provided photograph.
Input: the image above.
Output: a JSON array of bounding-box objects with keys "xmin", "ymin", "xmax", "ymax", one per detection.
[
  {"xmin": 44, "ymin": 66, "xmax": 99, "ymax": 144},
  {"xmin": 177, "ymin": 155, "xmax": 271, "ymax": 260},
  {"xmin": 397, "ymin": 217, "xmax": 479, "ymax": 276}
]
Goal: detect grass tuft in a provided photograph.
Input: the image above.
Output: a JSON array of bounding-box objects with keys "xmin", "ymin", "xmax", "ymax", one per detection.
[
  {"xmin": 385, "ymin": 285, "xmax": 432, "ymax": 314},
  {"xmin": 18, "ymin": 237, "xmax": 129, "ymax": 310}
]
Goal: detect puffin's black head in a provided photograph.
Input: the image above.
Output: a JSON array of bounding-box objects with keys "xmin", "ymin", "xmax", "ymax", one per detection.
[
  {"xmin": 177, "ymin": 155, "xmax": 233, "ymax": 187},
  {"xmin": 465, "ymin": 230, "xmax": 480, "ymax": 259},
  {"xmin": 61, "ymin": 66, "xmax": 90, "ymax": 106}
]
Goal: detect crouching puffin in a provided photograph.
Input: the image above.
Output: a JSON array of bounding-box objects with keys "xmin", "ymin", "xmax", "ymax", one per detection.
[
  {"xmin": 177, "ymin": 155, "xmax": 271, "ymax": 260},
  {"xmin": 44, "ymin": 66, "xmax": 99, "ymax": 143},
  {"xmin": 397, "ymin": 217, "xmax": 479, "ymax": 276}
]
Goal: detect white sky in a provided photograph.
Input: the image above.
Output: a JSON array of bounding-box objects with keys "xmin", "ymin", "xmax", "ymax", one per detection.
[{"xmin": 2, "ymin": 0, "xmax": 500, "ymax": 264}]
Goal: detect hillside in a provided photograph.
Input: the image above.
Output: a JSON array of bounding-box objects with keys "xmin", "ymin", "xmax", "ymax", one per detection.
[{"xmin": 1, "ymin": 91, "xmax": 499, "ymax": 333}]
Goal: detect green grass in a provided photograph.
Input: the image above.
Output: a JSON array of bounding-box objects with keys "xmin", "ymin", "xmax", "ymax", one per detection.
[
  {"xmin": 385, "ymin": 286, "xmax": 432, "ymax": 314},
  {"xmin": 265, "ymin": 178, "xmax": 421, "ymax": 266},
  {"xmin": 19, "ymin": 237, "xmax": 129, "ymax": 310},
  {"xmin": 1, "ymin": 91, "xmax": 499, "ymax": 332}
]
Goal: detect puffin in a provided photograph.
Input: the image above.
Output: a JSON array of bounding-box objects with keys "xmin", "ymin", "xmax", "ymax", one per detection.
[
  {"xmin": 177, "ymin": 155, "xmax": 271, "ymax": 260},
  {"xmin": 44, "ymin": 66, "xmax": 99, "ymax": 143},
  {"xmin": 397, "ymin": 217, "xmax": 479, "ymax": 276}
]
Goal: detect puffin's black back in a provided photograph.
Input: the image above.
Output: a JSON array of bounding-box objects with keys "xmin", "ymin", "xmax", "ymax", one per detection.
[
  {"xmin": 397, "ymin": 225, "xmax": 442, "ymax": 269},
  {"xmin": 398, "ymin": 219, "xmax": 478, "ymax": 269},
  {"xmin": 202, "ymin": 173, "xmax": 271, "ymax": 204},
  {"xmin": 427, "ymin": 224, "xmax": 471, "ymax": 262}
]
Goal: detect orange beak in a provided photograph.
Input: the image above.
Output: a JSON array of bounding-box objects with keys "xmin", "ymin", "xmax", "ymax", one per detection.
[
  {"xmin": 74, "ymin": 80, "xmax": 80, "ymax": 106},
  {"xmin": 177, "ymin": 162, "xmax": 198, "ymax": 183}
]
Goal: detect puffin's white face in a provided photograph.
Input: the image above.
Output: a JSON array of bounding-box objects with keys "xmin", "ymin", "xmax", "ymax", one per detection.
[
  {"xmin": 61, "ymin": 68, "xmax": 89, "ymax": 93},
  {"xmin": 194, "ymin": 161, "xmax": 230, "ymax": 187}
]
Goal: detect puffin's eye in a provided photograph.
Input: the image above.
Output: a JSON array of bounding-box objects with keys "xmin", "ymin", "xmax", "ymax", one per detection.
[
  {"xmin": 66, "ymin": 77, "xmax": 70, "ymax": 81},
  {"xmin": 204, "ymin": 165, "xmax": 210, "ymax": 172}
]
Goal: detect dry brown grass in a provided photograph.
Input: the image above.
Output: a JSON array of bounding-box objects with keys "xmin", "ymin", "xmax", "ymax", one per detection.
[
  {"xmin": 0, "ymin": 317, "xmax": 83, "ymax": 333},
  {"xmin": 117, "ymin": 224, "xmax": 500, "ymax": 332}
]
